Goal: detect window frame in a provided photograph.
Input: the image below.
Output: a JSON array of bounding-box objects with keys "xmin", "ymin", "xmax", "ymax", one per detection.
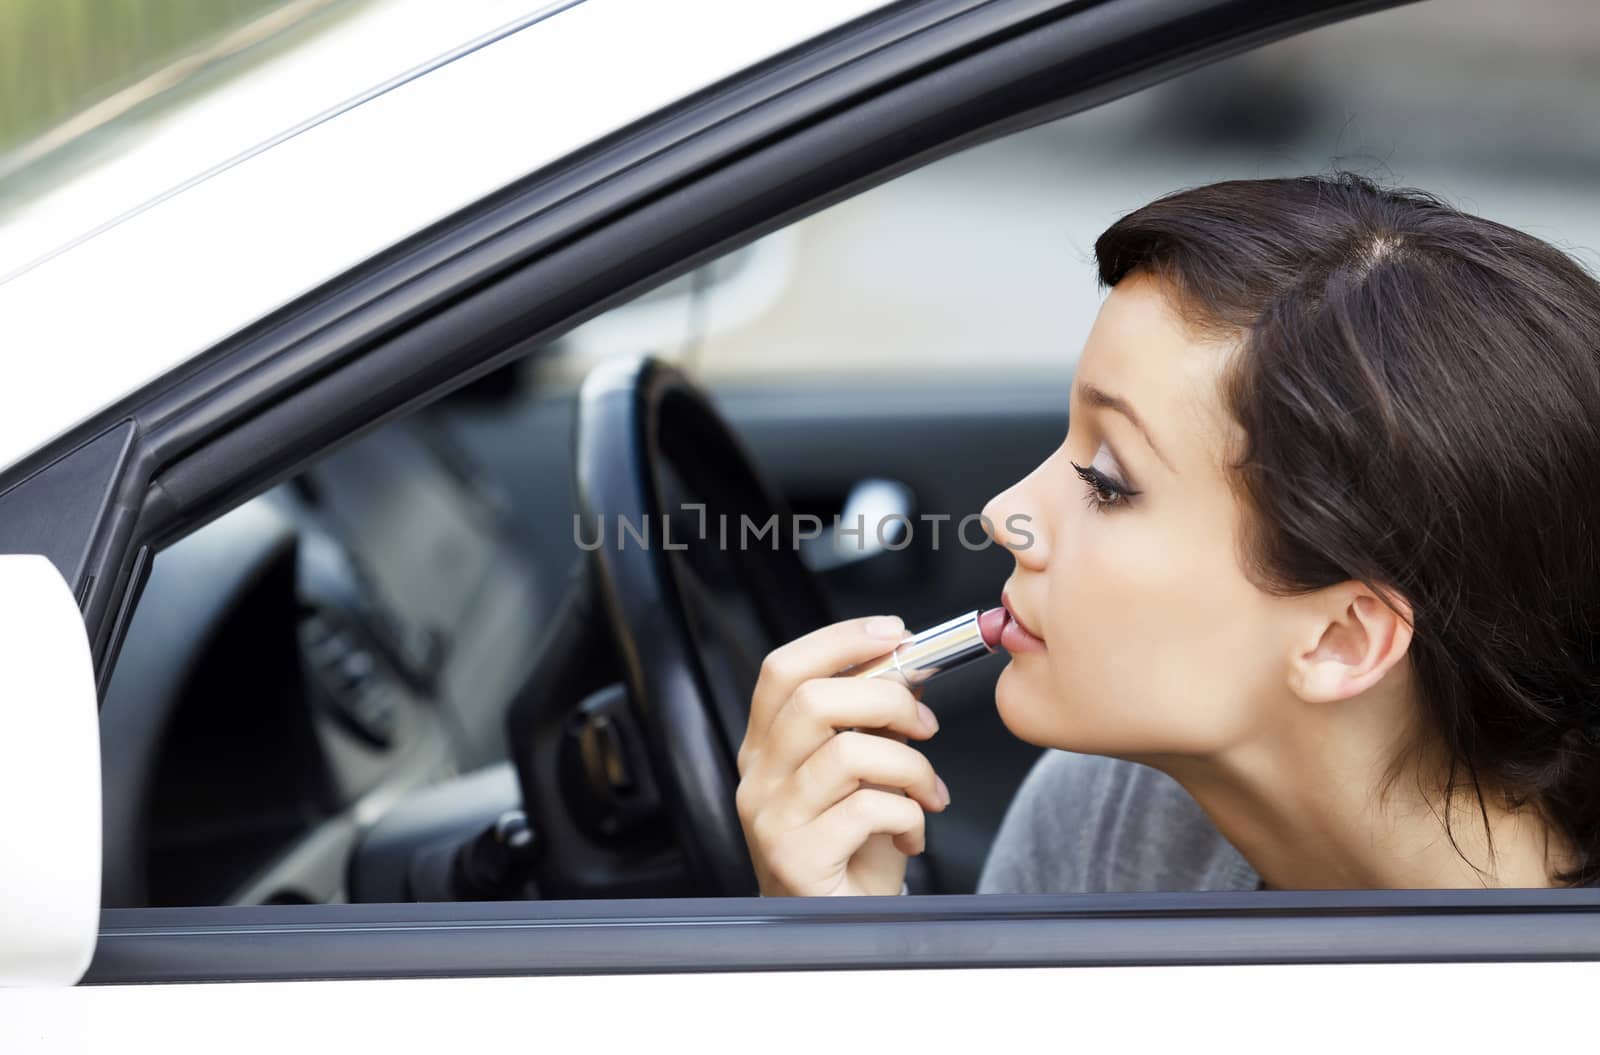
[
  {"xmin": 20, "ymin": 0, "xmax": 1586, "ymax": 986},
  {"xmin": 87, "ymin": 889, "xmax": 1600, "ymax": 983}
]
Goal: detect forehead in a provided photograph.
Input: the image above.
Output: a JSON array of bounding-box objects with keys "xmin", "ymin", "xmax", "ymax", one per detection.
[{"xmin": 1076, "ymin": 270, "xmax": 1240, "ymax": 468}]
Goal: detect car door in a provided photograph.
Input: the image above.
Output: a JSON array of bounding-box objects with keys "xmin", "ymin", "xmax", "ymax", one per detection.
[{"xmin": 6, "ymin": 0, "xmax": 1600, "ymax": 1048}]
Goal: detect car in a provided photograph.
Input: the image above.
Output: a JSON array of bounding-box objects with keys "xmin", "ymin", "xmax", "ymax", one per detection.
[{"xmin": 2, "ymin": 0, "xmax": 1598, "ymax": 1047}]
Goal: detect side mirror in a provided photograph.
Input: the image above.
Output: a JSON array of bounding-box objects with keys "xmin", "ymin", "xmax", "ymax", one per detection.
[{"xmin": 0, "ymin": 555, "xmax": 100, "ymax": 987}]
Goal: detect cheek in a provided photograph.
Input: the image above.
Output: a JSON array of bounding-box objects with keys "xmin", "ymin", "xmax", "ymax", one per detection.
[{"xmin": 1009, "ymin": 506, "xmax": 1276, "ymax": 754}]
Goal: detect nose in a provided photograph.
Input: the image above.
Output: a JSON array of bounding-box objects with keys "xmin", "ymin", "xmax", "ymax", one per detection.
[{"xmin": 981, "ymin": 468, "xmax": 1049, "ymax": 570}]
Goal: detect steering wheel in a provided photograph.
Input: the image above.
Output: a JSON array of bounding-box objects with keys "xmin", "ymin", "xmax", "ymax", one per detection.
[{"xmin": 573, "ymin": 354, "xmax": 833, "ymax": 895}]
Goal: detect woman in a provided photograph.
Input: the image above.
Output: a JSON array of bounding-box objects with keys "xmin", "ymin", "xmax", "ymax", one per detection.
[{"xmin": 734, "ymin": 171, "xmax": 1600, "ymax": 895}]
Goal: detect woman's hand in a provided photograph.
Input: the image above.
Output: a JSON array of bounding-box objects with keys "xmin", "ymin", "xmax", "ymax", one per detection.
[{"xmin": 736, "ymin": 615, "xmax": 951, "ymax": 896}]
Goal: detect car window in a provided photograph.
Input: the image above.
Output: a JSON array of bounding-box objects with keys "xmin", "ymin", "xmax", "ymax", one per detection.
[{"xmin": 97, "ymin": 0, "xmax": 1600, "ymax": 910}]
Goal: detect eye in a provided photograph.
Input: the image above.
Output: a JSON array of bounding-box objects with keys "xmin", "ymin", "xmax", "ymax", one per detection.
[{"xmin": 1070, "ymin": 449, "xmax": 1140, "ymax": 512}]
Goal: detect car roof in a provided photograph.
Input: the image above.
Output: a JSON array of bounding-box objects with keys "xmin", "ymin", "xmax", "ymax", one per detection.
[{"xmin": 0, "ymin": 0, "xmax": 891, "ymax": 473}]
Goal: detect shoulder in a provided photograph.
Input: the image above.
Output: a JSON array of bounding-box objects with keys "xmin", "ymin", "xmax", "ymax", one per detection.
[{"xmin": 975, "ymin": 749, "xmax": 1258, "ymax": 894}]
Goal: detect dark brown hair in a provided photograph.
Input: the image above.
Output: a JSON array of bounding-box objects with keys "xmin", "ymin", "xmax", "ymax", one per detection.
[{"xmin": 1095, "ymin": 171, "xmax": 1600, "ymax": 887}]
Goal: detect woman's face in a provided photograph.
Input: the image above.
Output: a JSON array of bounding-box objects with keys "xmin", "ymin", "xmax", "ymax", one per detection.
[{"xmin": 982, "ymin": 270, "xmax": 1304, "ymax": 759}]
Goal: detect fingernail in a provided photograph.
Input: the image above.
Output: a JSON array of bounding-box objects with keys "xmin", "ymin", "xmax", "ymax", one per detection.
[
  {"xmin": 865, "ymin": 615, "xmax": 905, "ymax": 640},
  {"xmin": 935, "ymin": 775, "xmax": 951, "ymax": 808},
  {"xmin": 917, "ymin": 702, "xmax": 939, "ymax": 734}
]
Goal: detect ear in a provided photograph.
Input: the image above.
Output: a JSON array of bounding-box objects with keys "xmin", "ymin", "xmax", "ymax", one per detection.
[{"xmin": 1286, "ymin": 586, "xmax": 1414, "ymax": 704}]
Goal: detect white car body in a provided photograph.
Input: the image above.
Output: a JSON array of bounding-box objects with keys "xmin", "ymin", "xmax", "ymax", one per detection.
[
  {"xmin": 1, "ymin": 0, "xmax": 1596, "ymax": 1048},
  {"xmin": 0, "ymin": 0, "xmax": 883, "ymax": 473}
]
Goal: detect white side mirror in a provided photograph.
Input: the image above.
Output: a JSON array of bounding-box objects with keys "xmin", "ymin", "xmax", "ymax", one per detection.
[{"xmin": 0, "ymin": 555, "xmax": 100, "ymax": 987}]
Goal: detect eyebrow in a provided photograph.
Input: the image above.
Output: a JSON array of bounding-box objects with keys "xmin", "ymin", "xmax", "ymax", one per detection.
[{"xmin": 1078, "ymin": 381, "xmax": 1175, "ymax": 473}]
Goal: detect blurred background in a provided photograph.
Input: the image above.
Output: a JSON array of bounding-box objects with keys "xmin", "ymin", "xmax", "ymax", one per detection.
[
  {"xmin": 3, "ymin": 0, "xmax": 1594, "ymax": 385},
  {"xmin": 594, "ymin": 0, "xmax": 1600, "ymax": 388}
]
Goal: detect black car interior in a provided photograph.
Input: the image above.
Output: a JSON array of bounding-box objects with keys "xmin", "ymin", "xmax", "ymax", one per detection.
[{"xmin": 99, "ymin": 342, "xmax": 1068, "ymax": 907}]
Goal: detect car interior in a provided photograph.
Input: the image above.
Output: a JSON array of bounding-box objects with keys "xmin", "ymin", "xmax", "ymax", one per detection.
[{"xmin": 97, "ymin": 332, "xmax": 1065, "ymax": 907}]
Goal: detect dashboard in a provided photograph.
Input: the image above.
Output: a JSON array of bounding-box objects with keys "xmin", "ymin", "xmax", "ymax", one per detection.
[{"xmin": 98, "ymin": 417, "xmax": 545, "ymax": 908}]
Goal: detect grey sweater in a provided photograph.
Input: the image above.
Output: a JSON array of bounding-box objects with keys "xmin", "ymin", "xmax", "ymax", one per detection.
[{"xmin": 975, "ymin": 749, "xmax": 1262, "ymax": 894}]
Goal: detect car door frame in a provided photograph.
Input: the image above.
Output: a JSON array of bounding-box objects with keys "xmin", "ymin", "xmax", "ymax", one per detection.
[
  {"xmin": 86, "ymin": 888, "xmax": 1600, "ymax": 984},
  {"xmin": 11, "ymin": 0, "xmax": 1596, "ymax": 988}
]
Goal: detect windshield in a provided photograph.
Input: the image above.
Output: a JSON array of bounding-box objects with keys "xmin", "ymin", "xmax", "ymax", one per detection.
[{"xmin": 0, "ymin": 0, "xmax": 565, "ymax": 279}]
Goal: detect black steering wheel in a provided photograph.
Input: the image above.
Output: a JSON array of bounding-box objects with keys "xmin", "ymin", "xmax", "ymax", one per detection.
[{"xmin": 571, "ymin": 354, "xmax": 833, "ymax": 895}]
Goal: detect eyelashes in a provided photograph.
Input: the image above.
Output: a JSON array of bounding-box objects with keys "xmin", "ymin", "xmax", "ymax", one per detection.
[{"xmin": 1071, "ymin": 460, "xmax": 1141, "ymax": 512}]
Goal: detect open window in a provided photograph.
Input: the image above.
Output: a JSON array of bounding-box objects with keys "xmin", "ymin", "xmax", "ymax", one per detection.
[{"xmin": 36, "ymin": 0, "xmax": 1597, "ymax": 983}]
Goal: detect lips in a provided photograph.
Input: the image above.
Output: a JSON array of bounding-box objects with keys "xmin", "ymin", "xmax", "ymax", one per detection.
[
  {"xmin": 999, "ymin": 590, "xmax": 1047, "ymax": 653},
  {"xmin": 977, "ymin": 606, "xmax": 1007, "ymax": 649}
]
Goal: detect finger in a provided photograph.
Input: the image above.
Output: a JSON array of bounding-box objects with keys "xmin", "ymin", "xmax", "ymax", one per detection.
[
  {"xmin": 866, "ymin": 681, "xmax": 920, "ymax": 740},
  {"xmin": 744, "ymin": 615, "xmax": 907, "ymax": 753},
  {"xmin": 759, "ymin": 675, "xmax": 936, "ymax": 780},
  {"xmin": 805, "ymin": 787, "xmax": 928, "ymax": 861},
  {"xmin": 784, "ymin": 731, "xmax": 948, "ymax": 820}
]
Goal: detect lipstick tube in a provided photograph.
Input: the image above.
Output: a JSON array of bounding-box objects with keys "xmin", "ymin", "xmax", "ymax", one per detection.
[{"xmin": 840, "ymin": 610, "xmax": 998, "ymax": 688}]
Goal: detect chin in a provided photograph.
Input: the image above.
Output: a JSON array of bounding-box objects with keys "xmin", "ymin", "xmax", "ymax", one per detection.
[
  {"xmin": 993, "ymin": 661, "xmax": 1159, "ymax": 756},
  {"xmin": 992, "ymin": 663, "xmax": 1042, "ymax": 745},
  {"xmin": 993, "ymin": 660, "xmax": 1081, "ymax": 750}
]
